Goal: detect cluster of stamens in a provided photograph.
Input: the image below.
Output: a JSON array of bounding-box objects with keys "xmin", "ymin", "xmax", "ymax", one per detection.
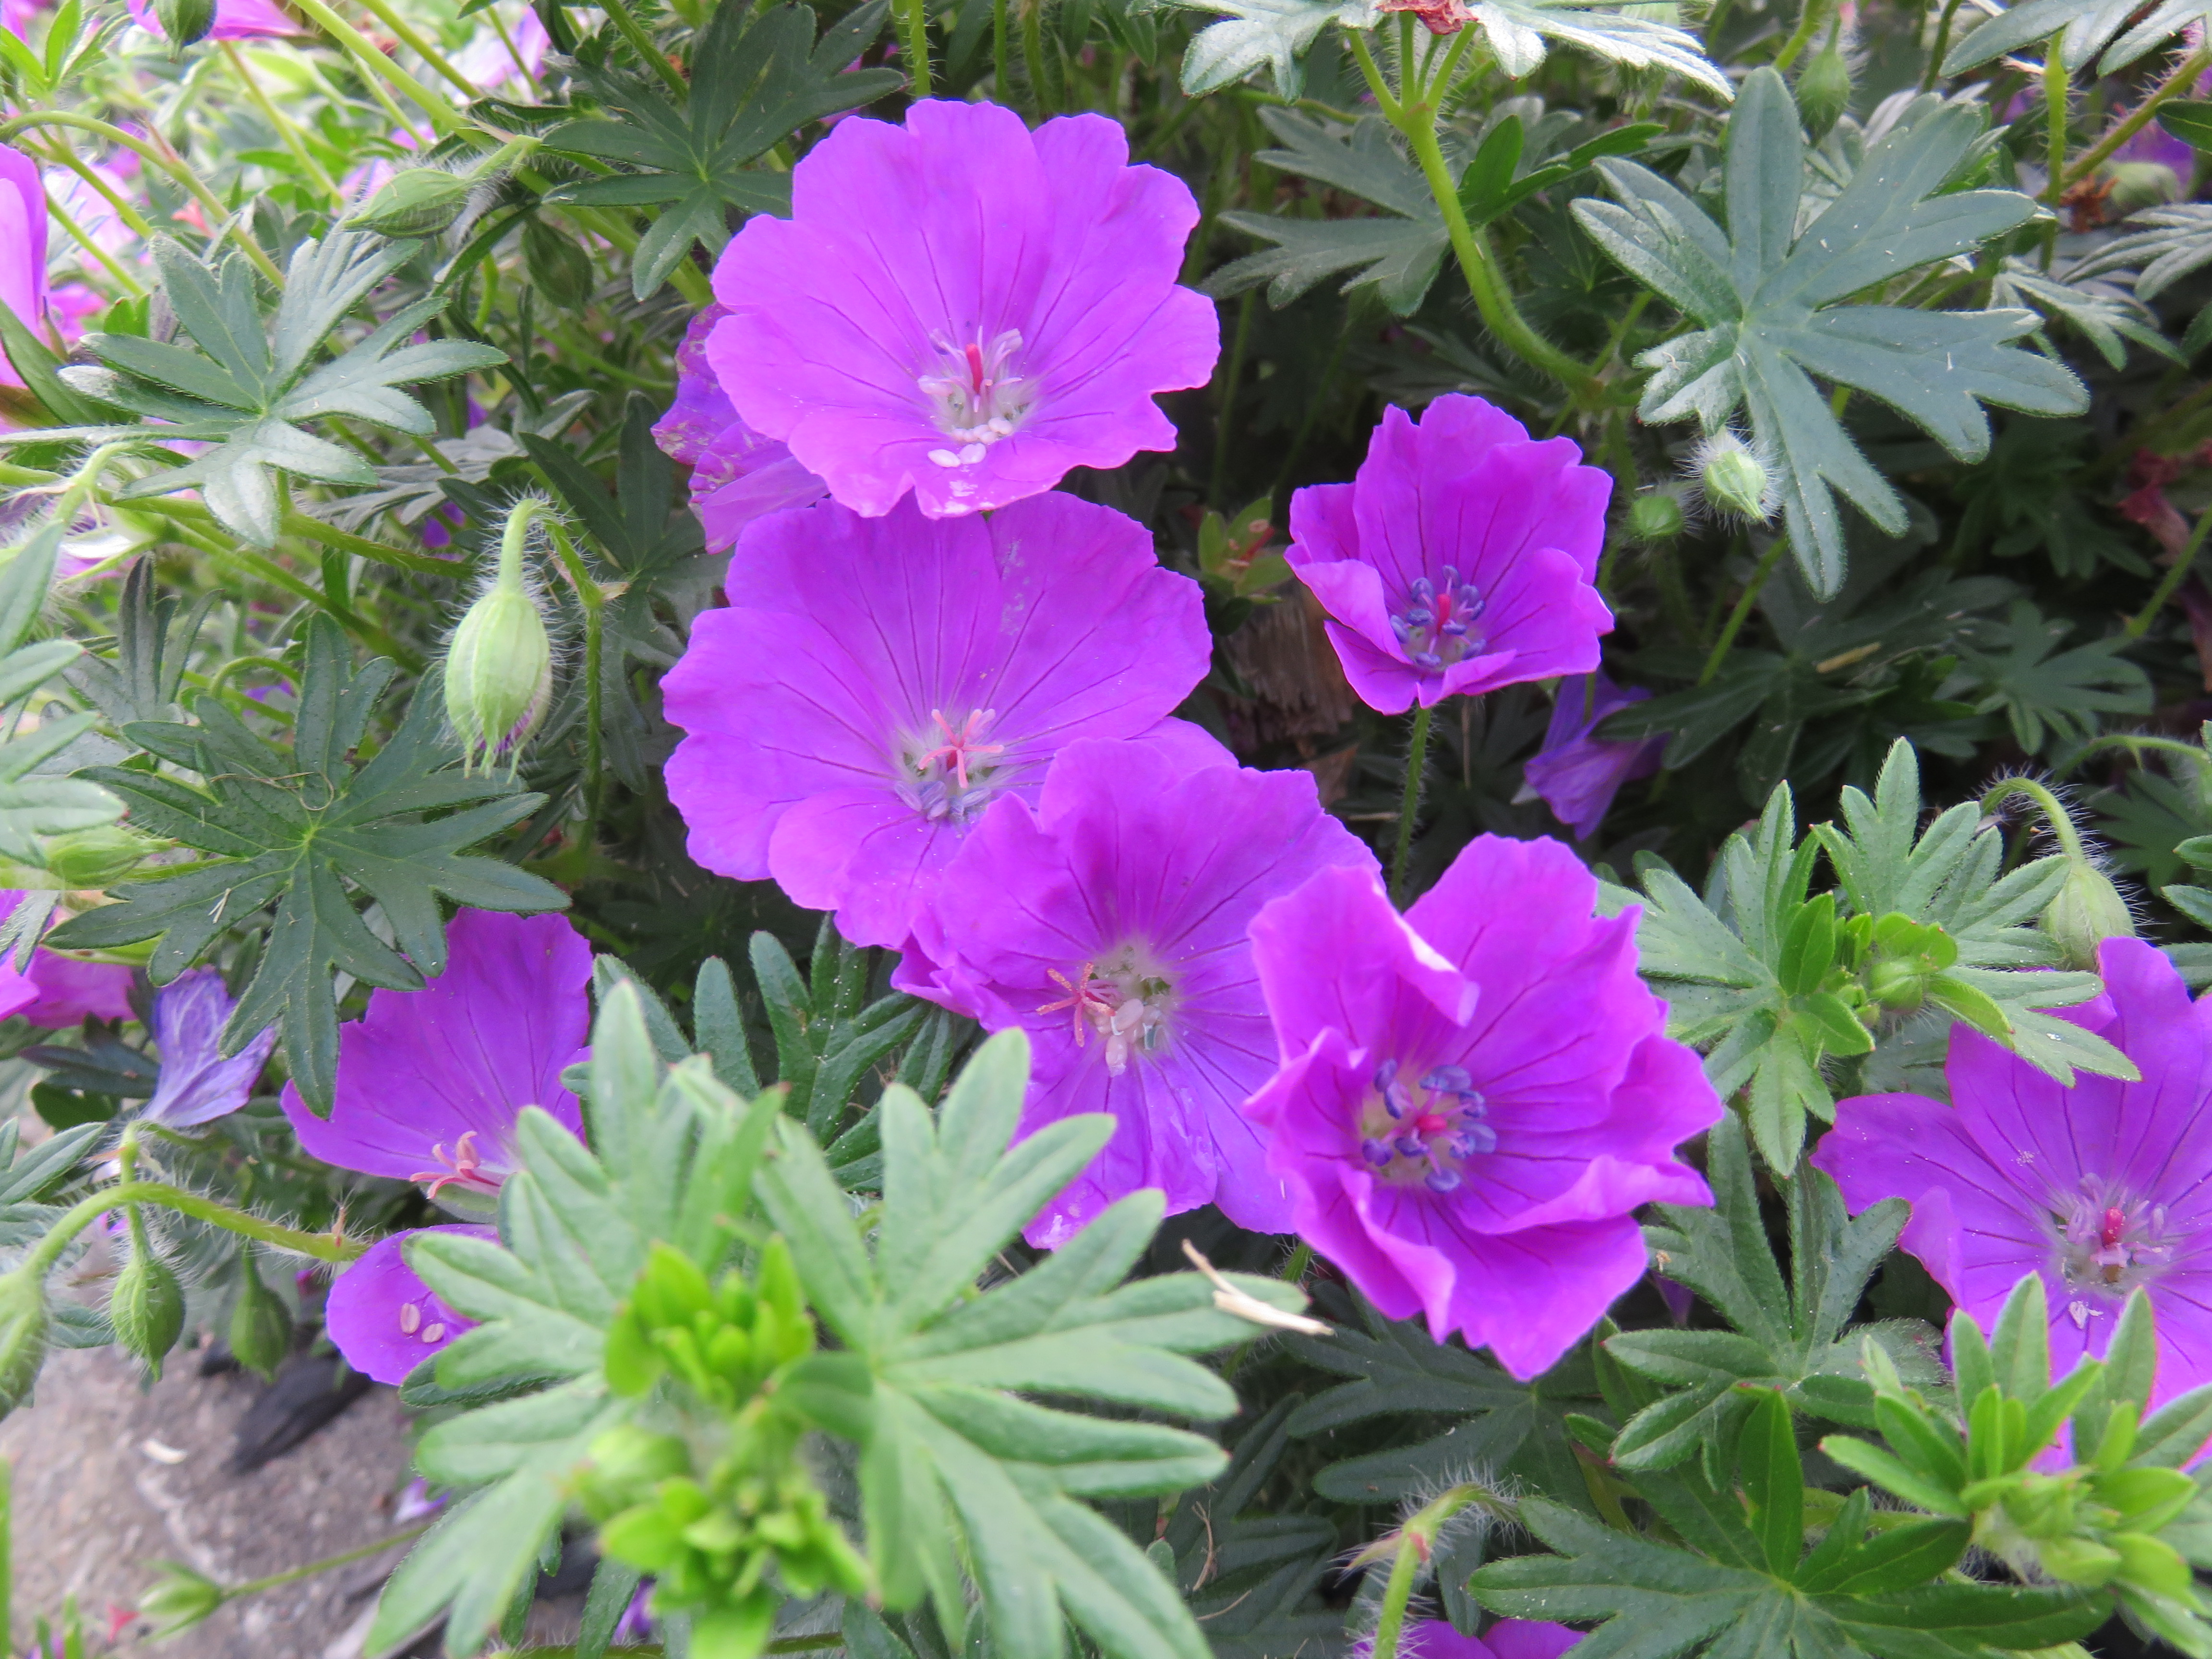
[
  {"xmin": 1358, "ymin": 1059, "xmax": 1493, "ymax": 1193},
  {"xmin": 901, "ymin": 708, "xmax": 1007, "ymax": 824},
  {"xmin": 2056, "ymin": 1178, "xmax": 2173, "ymax": 1327},
  {"xmin": 1390, "ymin": 566, "xmax": 1489, "ymax": 674},
  {"xmin": 411, "ymin": 1129, "xmax": 501, "ymax": 1200},
  {"xmin": 1038, "ymin": 951, "xmax": 1175, "ymax": 1076},
  {"xmin": 918, "ymin": 329, "xmax": 1036, "ymax": 468}
]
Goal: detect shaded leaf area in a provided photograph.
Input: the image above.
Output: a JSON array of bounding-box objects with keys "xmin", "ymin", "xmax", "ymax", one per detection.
[
  {"xmin": 1575, "ymin": 70, "xmax": 2084, "ymax": 594},
  {"xmin": 48, "ymin": 617, "xmax": 563, "ymax": 1113}
]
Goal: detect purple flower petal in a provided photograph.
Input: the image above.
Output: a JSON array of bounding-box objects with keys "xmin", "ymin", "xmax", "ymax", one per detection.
[
  {"xmin": 325, "ymin": 1226, "xmax": 492, "ymax": 1386},
  {"xmin": 0, "ymin": 891, "xmax": 134, "ymax": 1026},
  {"xmin": 907, "ymin": 738, "xmax": 1377, "ymax": 1243},
  {"xmin": 662, "ymin": 493, "xmax": 1211, "ymax": 948},
  {"xmin": 1522, "ymin": 672, "xmax": 1664, "ymax": 841},
  {"xmin": 653, "ymin": 304, "xmax": 829, "ymax": 553},
  {"xmin": 1287, "ymin": 397, "xmax": 1612, "ymax": 713},
  {"xmin": 143, "ymin": 967, "xmax": 277, "ymax": 1128},
  {"xmin": 705, "ymin": 101, "xmax": 1218, "ymax": 519},
  {"xmin": 0, "ymin": 149, "xmax": 47, "ymax": 393},
  {"xmin": 279, "ymin": 909, "xmax": 590, "ymax": 1191}
]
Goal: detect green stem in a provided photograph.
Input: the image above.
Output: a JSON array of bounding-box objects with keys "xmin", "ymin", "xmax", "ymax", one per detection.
[
  {"xmin": 34, "ymin": 140, "xmax": 157, "ymax": 245},
  {"xmin": 600, "ymin": 0, "xmax": 689, "ymax": 94},
  {"xmin": 40, "ymin": 181, "xmax": 147, "ymax": 298},
  {"xmin": 1771, "ymin": 0, "xmax": 1830, "ymax": 73},
  {"xmin": 284, "ymin": 0, "xmax": 469, "ymax": 135},
  {"xmin": 1391, "ymin": 702, "xmax": 1433, "ymax": 908},
  {"xmin": 1352, "ymin": 33, "xmax": 1596, "ymax": 400},
  {"xmin": 1281, "ymin": 1240, "xmax": 1313, "ymax": 1284},
  {"xmin": 221, "ymin": 40, "xmax": 346, "ymax": 208},
  {"xmin": 1367, "ymin": 1534, "xmax": 1424, "ymax": 1659},
  {"xmin": 1979, "ymin": 775, "xmax": 2090, "ymax": 863},
  {"xmin": 1698, "ymin": 536, "xmax": 1787, "ymax": 686},
  {"xmin": 2063, "ymin": 732, "xmax": 2212, "ymax": 770},
  {"xmin": 993, "ymin": 0, "xmax": 1010, "ymax": 103},
  {"xmin": 2127, "ymin": 500, "xmax": 2212, "ymax": 637},
  {"xmin": 1021, "ymin": 0, "xmax": 1051, "ymax": 115},
  {"xmin": 218, "ymin": 1527, "xmax": 430, "ymax": 1605},
  {"xmin": 544, "ymin": 521, "xmax": 606, "ymax": 842},
  {"xmin": 348, "ymin": 0, "xmax": 482, "ymax": 96},
  {"xmin": 2068, "ymin": 48, "xmax": 2212, "ymax": 185},
  {"xmin": 26, "ymin": 1182, "xmax": 364, "ymax": 1284},
  {"xmin": 900, "ymin": 0, "xmax": 932, "ymax": 96},
  {"xmin": 2042, "ymin": 46, "xmax": 2070, "ymax": 208},
  {"xmin": 1922, "ymin": 0, "xmax": 1967, "ymax": 89},
  {"xmin": 1210, "ymin": 291, "xmax": 1255, "ymax": 506},
  {"xmin": 0, "ymin": 113, "xmax": 284, "ymax": 284}
]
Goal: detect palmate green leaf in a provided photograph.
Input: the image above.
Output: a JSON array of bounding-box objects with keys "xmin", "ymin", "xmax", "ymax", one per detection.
[
  {"xmin": 1988, "ymin": 262, "xmax": 2182, "ymax": 372},
  {"xmin": 1950, "ymin": 600, "xmax": 2152, "ymax": 755},
  {"xmin": 0, "ymin": 528, "xmax": 123, "ymax": 862},
  {"xmin": 2069, "ymin": 204, "xmax": 2212, "ymax": 302},
  {"xmin": 28, "ymin": 234, "xmax": 504, "ymax": 549},
  {"xmin": 1941, "ymin": 0, "xmax": 2203, "ymax": 76},
  {"xmin": 45, "ymin": 617, "xmax": 564, "ymax": 1113},
  {"xmin": 1474, "ymin": 1497, "xmax": 2107, "ymax": 1658},
  {"xmin": 1575, "ymin": 71, "xmax": 2083, "ymax": 596},
  {"xmin": 1461, "ymin": 0, "xmax": 1728, "ymax": 94},
  {"xmin": 756, "ymin": 1029, "xmax": 1310, "ymax": 1659},
  {"xmin": 546, "ymin": 1, "xmax": 900, "ymax": 297},
  {"xmin": 1278, "ymin": 1294, "xmax": 1600, "ymax": 1506},
  {"xmin": 1161, "ymin": 0, "xmax": 1376, "ymax": 95}
]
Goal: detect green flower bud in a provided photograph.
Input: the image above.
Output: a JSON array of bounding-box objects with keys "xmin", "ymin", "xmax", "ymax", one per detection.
[
  {"xmin": 523, "ymin": 218, "xmax": 597, "ymax": 311},
  {"xmin": 2107, "ymin": 160, "xmax": 2182, "ymax": 215},
  {"xmin": 228, "ymin": 1252, "xmax": 291, "ymax": 1382},
  {"xmin": 2044, "ymin": 859, "xmax": 2135, "ymax": 970},
  {"xmin": 153, "ymin": 0, "xmax": 216, "ymax": 46},
  {"xmin": 1796, "ymin": 42, "xmax": 1853, "ymax": 140},
  {"xmin": 0, "ymin": 1267, "xmax": 50, "ymax": 1419},
  {"xmin": 111, "ymin": 1239, "xmax": 187, "ymax": 1379},
  {"xmin": 581, "ymin": 1424, "xmax": 692, "ymax": 1517},
  {"xmin": 1627, "ymin": 490, "xmax": 1686, "ymax": 545},
  {"xmin": 345, "ymin": 168, "xmax": 475, "ymax": 240},
  {"xmin": 1696, "ymin": 434, "xmax": 1772, "ymax": 523},
  {"xmin": 139, "ymin": 1562, "xmax": 225, "ymax": 1637},
  {"xmin": 445, "ymin": 507, "xmax": 555, "ymax": 774},
  {"xmin": 44, "ymin": 825, "xmax": 158, "ymax": 890}
]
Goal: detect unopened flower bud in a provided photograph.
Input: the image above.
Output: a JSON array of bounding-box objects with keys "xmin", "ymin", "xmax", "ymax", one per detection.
[
  {"xmin": 1796, "ymin": 41, "xmax": 1853, "ymax": 139},
  {"xmin": 44, "ymin": 825, "xmax": 158, "ymax": 890},
  {"xmin": 1696, "ymin": 433, "xmax": 1772, "ymax": 523},
  {"xmin": 445, "ymin": 506, "xmax": 555, "ymax": 774},
  {"xmin": 139, "ymin": 1562, "xmax": 225, "ymax": 1636},
  {"xmin": 2044, "ymin": 859, "xmax": 2135, "ymax": 970},
  {"xmin": 111, "ymin": 1241, "xmax": 187, "ymax": 1378},
  {"xmin": 1627, "ymin": 491, "xmax": 1686, "ymax": 545},
  {"xmin": 523, "ymin": 218, "xmax": 596, "ymax": 311},
  {"xmin": 0, "ymin": 1268, "xmax": 48, "ymax": 1419},
  {"xmin": 228, "ymin": 1252, "xmax": 291, "ymax": 1382},
  {"xmin": 345, "ymin": 169, "xmax": 475, "ymax": 239},
  {"xmin": 152, "ymin": 0, "xmax": 216, "ymax": 46}
]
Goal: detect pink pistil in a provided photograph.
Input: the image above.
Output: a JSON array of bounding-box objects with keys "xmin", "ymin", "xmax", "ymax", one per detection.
[
  {"xmin": 917, "ymin": 708, "xmax": 1005, "ymax": 790},
  {"xmin": 411, "ymin": 1129, "xmax": 500, "ymax": 1198}
]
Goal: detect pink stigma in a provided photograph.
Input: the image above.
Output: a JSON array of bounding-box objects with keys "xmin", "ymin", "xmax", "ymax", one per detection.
[
  {"xmin": 917, "ymin": 708, "xmax": 1005, "ymax": 790},
  {"xmin": 2102, "ymin": 1206, "xmax": 2127, "ymax": 1249},
  {"xmin": 411, "ymin": 1129, "xmax": 501, "ymax": 1199},
  {"xmin": 965, "ymin": 341, "xmax": 988, "ymax": 394},
  {"xmin": 1039, "ymin": 962, "xmax": 1116, "ymax": 1043}
]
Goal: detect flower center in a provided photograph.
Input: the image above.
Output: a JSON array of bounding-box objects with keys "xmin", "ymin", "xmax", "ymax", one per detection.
[
  {"xmin": 917, "ymin": 328, "xmax": 1037, "ymax": 467},
  {"xmin": 897, "ymin": 708, "xmax": 1007, "ymax": 825},
  {"xmin": 1036, "ymin": 944, "xmax": 1178, "ymax": 1076},
  {"xmin": 1357, "ymin": 1058, "xmax": 1492, "ymax": 1193},
  {"xmin": 410, "ymin": 1129, "xmax": 502, "ymax": 1199},
  {"xmin": 2055, "ymin": 1178, "xmax": 2173, "ymax": 1326},
  {"xmin": 1390, "ymin": 566, "xmax": 1489, "ymax": 675}
]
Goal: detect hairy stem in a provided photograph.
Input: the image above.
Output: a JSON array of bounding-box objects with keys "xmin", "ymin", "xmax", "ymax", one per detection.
[
  {"xmin": 27, "ymin": 1181, "xmax": 364, "ymax": 1284},
  {"xmin": 1979, "ymin": 775, "xmax": 2091, "ymax": 864},
  {"xmin": 1922, "ymin": 0, "xmax": 1967, "ymax": 89},
  {"xmin": 1771, "ymin": 0, "xmax": 1831, "ymax": 73},
  {"xmin": 1698, "ymin": 536, "xmax": 1787, "ymax": 685},
  {"xmin": 901, "ymin": 0, "xmax": 933, "ymax": 96},
  {"xmin": 282, "ymin": 0, "xmax": 469, "ymax": 135},
  {"xmin": 601, "ymin": 0, "xmax": 690, "ymax": 94},
  {"xmin": 545, "ymin": 520, "xmax": 607, "ymax": 845},
  {"xmin": 1392, "ymin": 702, "xmax": 1434, "ymax": 908},
  {"xmin": 2042, "ymin": 47, "xmax": 2070, "ymax": 208},
  {"xmin": 2128, "ymin": 500, "xmax": 2212, "ymax": 638},
  {"xmin": 1367, "ymin": 1534, "xmax": 1424, "ymax": 1659},
  {"xmin": 2068, "ymin": 48, "xmax": 2212, "ymax": 184}
]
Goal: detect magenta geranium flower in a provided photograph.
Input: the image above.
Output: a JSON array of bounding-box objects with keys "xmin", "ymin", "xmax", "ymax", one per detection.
[
  {"xmin": 326, "ymin": 1225, "xmax": 493, "ymax": 1385},
  {"xmin": 125, "ymin": 0, "xmax": 301, "ymax": 38},
  {"xmin": 1286, "ymin": 397, "xmax": 1614, "ymax": 715},
  {"xmin": 0, "ymin": 893, "xmax": 135, "ymax": 1026},
  {"xmin": 0, "ymin": 149, "xmax": 48, "ymax": 394},
  {"xmin": 1243, "ymin": 836, "xmax": 1720, "ymax": 1380},
  {"xmin": 703, "ymin": 99, "xmax": 1219, "ymax": 519},
  {"xmin": 280, "ymin": 907, "xmax": 590, "ymax": 1198},
  {"xmin": 898, "ymin": 738, "xmax": 1376, "ymax": 1245},
  {"xmin": 653, "ymin": 304, "xmax": 828, "ymax": 553},
  {"xmin": 142, "ymin": 968, "xmax": 278, "ymax": 1128},
  {"xmin": 662, "ymin": 493, "xmax": 1213, "ymax": 950},
  {"xmin": 1354, "ymin": 1621, "xmax": 1583, "ymax": 1659},
  {"xmin": 1519, "ymin": 671, "xmax": 1664, "ymax": 841},
  {"xmin": 1812, "ymin": 937, "xmax": 2212, "ymax": 1407}
]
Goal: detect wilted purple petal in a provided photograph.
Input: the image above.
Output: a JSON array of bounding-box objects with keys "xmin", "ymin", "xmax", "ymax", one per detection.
[{"xmin": 142, "ymin": 968, "xmax": 276, "ymax": 1128}]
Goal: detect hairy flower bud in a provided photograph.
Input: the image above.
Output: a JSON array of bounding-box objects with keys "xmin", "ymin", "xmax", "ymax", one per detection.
[
  {"xmin": 2044, "ymin": 859, "xmax": 2135, "ymax": 970},
  {"xmin": 523, "ymin": 218, "xmax": 596, "ymax": 311},
  {"xmin": 44, "ymin": 825, "xmax": 157, "ymax": 889},
  {"xmin": 153, "ymin": 0, "xmax": 216, "ymax": 47},
  {"xmin": 1695, "ymin": 433, "xmax": 1773, "ymax": 523},
  {"xmin": 445, "ymin": 506, "xmax": 555, "ymax": 774},
  {"xmin": 1796, "ymin": 41, "xmax": 1853, "ymax": 139},
  {"xmin": 112, "ymin": 1240, "xmax": 188, "ymax": 1378},
  {"xmin": 228, "ymin": 1252, "xmax": 291, "ymax": 1382},
  {"xmin": 345, "ymin": 168, "xmax": 475, "ymax": 239},
  {"xmin": 0, "ymin": 1268, "xmax": 48, "ymax": 1418},
  {"xmin": 1627, "ymin": 490, "xmax": 1686, "ymax": 545}
]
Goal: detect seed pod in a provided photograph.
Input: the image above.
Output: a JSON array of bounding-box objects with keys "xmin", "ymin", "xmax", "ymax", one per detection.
[
  {"xmin": 111, "ymin": 1238, "xmax": 188, "ymax": 1378},
  {"xmin": 445, "ymin": 508, "xmax": 555, "ymax": 774},
  {"xmin": 228, "ymin": 1251, "xmax": 292, "ymax": 1382},
  {"xmin": 139, "ymin": 1562, "xmax": 225, "ymax": 1637},
  {"xmin": 523, "ymin": 218, "xmax": 596, "ymax": 310},
  {"xmin": 345, "ymin": 168, "xmax": 475, "ymax": 240},
  {"xmin": 2044, "ymin": 859, "xmax": 2136, "ymax": 970},
  {"xmin": 152, "ymin": 0, "xmax": 216, "ymax": 46},
  {"xmin": 1627, "ymin": 490, "xmax": 1687, "ymax": 545},
  {"xmin": 0, "ymin": 1268, "xmax": 48, "ymax": 1418},
  {"xmin": 1796, "ymin": 40, "xmax": 1853, "ymax": 140},
  {"xmin": 44, "ymin": 825, "xmax": 157, "ymax": 889},
  {"xmin": 1697, "ymin": 435, "xmax": 1773, "ymax": 523}
]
